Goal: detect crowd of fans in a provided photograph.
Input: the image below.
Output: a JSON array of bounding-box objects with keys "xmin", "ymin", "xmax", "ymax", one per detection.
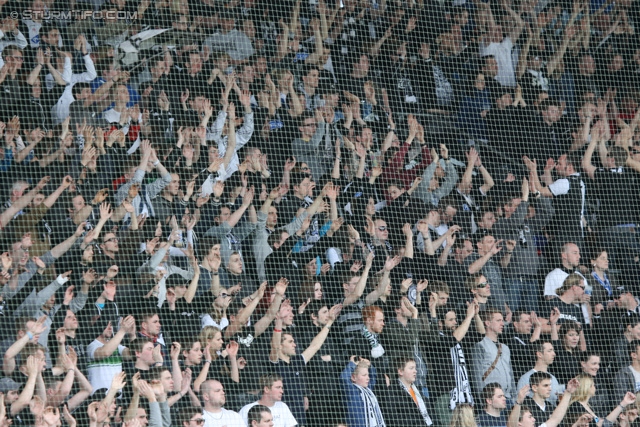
[{"xmin": 1, "ymin": 0, "xmax": 640, "ymax": 425}]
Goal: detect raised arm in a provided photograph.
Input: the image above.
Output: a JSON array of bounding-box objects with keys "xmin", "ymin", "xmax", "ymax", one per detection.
[
  {"xmin": 548, "ymin": 25, "xmax": 575, "ymax": 76},
  {"xmin": 183, "ymin": 257, "xmax": 200, "ymax": 304},
  {"xmin": 224, "ymin": 281, "xmax": 267, "ymax": 339},
  {"xmin": 287, "ymin": 78, "xmax": 304, "ymax": 117},
  {"xmin": 453, "ymin": 301, "xmax": 480, "ymax": 342},
  {"xmin": 222, "ymin": 103, "xmax": 238, "ymax": 170},
  {"xmin": 11, "ymin": 356, "xmax": 38, "ymax": 416},
  {"xmin": 468, "ymin": 242, "xmax": 501, "ymax": 274},
  {"xmin": 0, "ymin": 176, "xmax": 50, "ymax": 228},
  {"xmin": 365, "ymin": 256, "xmax": 400, "ymax": 305},
  {"xmin": 50, "ymin": 357, "xmax": 76, "ymax": 408},
  {"xmin": 517, "ymin": 26, "xmax": 533, "ymax": 78},
  {"xmin": 254, "ymin": 279, "xmax": 287, "ymax": 336},
  {"xmin": 305, "ymin": 20, "xmax": 324, "ymax": 65},
  {"xmin": 93, "ymin": 316, "xmax": 135, "ymax": 360},
  {"xmin": 460, "ymin": 148, "xmax": 477, "ymax": 190},
  {"xmin": 523, "ymin": 156, "xmax": 554, "ymax": 198},
  {"xmin": 301, "ymin": 307, "xmax": 336, "ymax": 362},
  {"xmin": 43, "ymin": 176, "xmax": 73, "ymax": 209},
  {"xmin": 540, "ymin": 379, "xmax": 578, "ymax": 427},
  {"xmin": 3, "ymin": 316, "xmax": 46, "ymax": 375},
  {"xmin": 434, "ymin": 149, "xmax": 459, "ymax": 200},
  {"xmin": 476, "ymin": 154, "xmax": 494, "ymax": 194},
  {"xmin": 344, "ymin": 252, "xmax": 373, "ymax": 306},
  {"xmin": 503, "ymin": 0, "xmax": 525, "ymax": 43},
  {"xmin": 193, "ymin": 345, "xmax": 212, "ymax": 393},
  {"xmin": 51, "ymin": 222, "xmax": 85, "ymax": 259},
  {"xmin": 269, "ymin": 317, "xmax": 283, "ymax": 363},
  {"xmin": 225, "ymin": 186, "xmax": 254, "ymax": 228},
  {"xmin": 115, "ymin": 140, "xmax": 151, "ymax": 204},
  {"xmin": 581, "ymin": 123, "xmax": 600, "ymax": 180}
]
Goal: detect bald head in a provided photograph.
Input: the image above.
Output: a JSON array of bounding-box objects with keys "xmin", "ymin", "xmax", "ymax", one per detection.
[{"xmin": 201, "ymin": 380, "xmax": 225, "ymax": 409}]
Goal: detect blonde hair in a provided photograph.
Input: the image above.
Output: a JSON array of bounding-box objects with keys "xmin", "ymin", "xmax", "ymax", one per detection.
[
  {"xmin": 351, "ymin": 363, "xmax": 370, "ymax": 380},
  {"xmin": 199, "ymin": 326, "xmax": 222, "ymax": 361},
  {"xmin": 556, "ymin": 273, "xmax": 584, "ymax": 296},
  {"xmin": 449, "ymin": 404, "xmax": 477, "ymax": 427},
  {"xmin": 208, "ymin": 303, "xmax": 227, "ymax": 324},
  {"xmin": 570, "ymin": 374, "xmax": 595, "ymax": 404}
]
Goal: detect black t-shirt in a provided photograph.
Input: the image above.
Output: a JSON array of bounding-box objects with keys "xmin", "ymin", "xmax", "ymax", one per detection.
[
  {"xmin": 549, "ymin": 339, "xmax": 584, "ymax": 385},
  {"xmin": 122, "ymin": 363, "xmax": 153, "ymax": 406},
  {"xmin": 544, "ymin": 298, "xmax": 585, "ymax": 325},
  {"xmin": 278, "ymin": 195, "xmax": 309, "ymax": 224},
  {"xmin": 522, "ymin": 396, "xmax": 555, "ymax": 426},
  {"xmin": 161, "ymin": 294, "xmax": 215, "ymax": 340},
  {"xmin": 486, "ymin": 106, "xmax": 531, "ymax": 162},
  {"xmin": 519, "ymin": 64, "xmax": 550, "ymax": 106},
  {"xmin": 593, "ymin": 168, "xmax": 638, "ymax": 226},
  {"xmin": 426, "ymin": 329, "xmax": 483, "ymax": 396},
  {"xmin": 297, "ymin": 324, "xmax": 343, "ymax": 397},
  {"xmin": 440, "ymin": 260, "xmax": 471, "ymax": 307},
  {"xmin": 11, "ymin": 408, "xmax": 35, "ymax": 426},
  {"xmin": 270, "ymin": 355, "xmax": 307, "ymax": 426},
  {"xmin": 502, "ymin": 326, "xmax": 535, "ymax": 380}
]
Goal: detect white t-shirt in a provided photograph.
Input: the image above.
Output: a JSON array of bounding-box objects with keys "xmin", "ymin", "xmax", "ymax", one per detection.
[
  {"xmin": 86, "ymin": 339, "xmax": 126, "ymax": 392},
  {"xmin": 201, "ymin": 314, "xmax": 230, "ymax": 331},
  {"xmin": 548, "ymin": 178, "xmax": 571, "ymax": 196},
  {"xmin": 203, "ymin": 408, "xmax": 246, "ymax": 427},
  {"xmin": 238, "ymin": 401, "xmax": 298, "ymax": 427},
  {"xmin": 543, "ymin": 269, "xmax": 589, "ymax": 297},
  {"xmin": 629, "ymin": 366, "xmax": 640, "ymax": 392},
  {"xmin": 479, "ymin": 37, "xmax": 516, "ymax": 87}
]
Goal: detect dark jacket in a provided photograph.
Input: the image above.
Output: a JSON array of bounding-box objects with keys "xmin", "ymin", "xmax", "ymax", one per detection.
[
  {"xmin": 379, "ymin": 379, "xmax": 432, "ymax": 427},
  {"xmin": 613, "ymin": 366, "xmax": 636, "ymax": 405}
]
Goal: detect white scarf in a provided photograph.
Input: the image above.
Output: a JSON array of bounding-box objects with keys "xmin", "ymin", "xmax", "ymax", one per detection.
[
  {"xmin": 354, "ymin": 384, "xmax": 386, "ymax": 427},
  {"xmin": 447, "ymin": 336, "xmax": 474, "ymax": 409},
  {"xmin": 398, "ymin": 380, "xmax": 432, "ymax": 425}
]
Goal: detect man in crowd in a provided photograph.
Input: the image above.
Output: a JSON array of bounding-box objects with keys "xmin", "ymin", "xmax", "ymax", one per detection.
[
  {"xmin": 477, "ymin": 383, "xmax": 508, "ymax": 427},
  {"xmin": 201, "ymin": 379, "xmax": 244, "ymax": 427},
  {"xmin": 472, "ymin": 308, "xmax": 516, "ymax": 403},
  {"xmin": 1, "ymin": 1, "xmax": 640, "ymax": 427},
  {"xmin": 516, "ymin": 341, "xmax": 563, "ymax": 406},
  {"xmin": 238, "ymin": 374, "xmax": 297, "ymax": 427}
]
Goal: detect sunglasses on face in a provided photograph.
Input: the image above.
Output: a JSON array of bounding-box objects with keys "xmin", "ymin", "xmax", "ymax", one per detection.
[
  {"xmin": 378, "ymin": 226, "xmax": 387, "ymax": 231},
  {"xmin": 476, "ymin": 282, "xmax": 489, "ymax": 288}
]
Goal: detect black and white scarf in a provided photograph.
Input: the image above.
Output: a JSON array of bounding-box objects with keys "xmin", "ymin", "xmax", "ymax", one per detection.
[
  {"xmin": 444, "ymin": 332, "xmax": 473, "ymax": 409},
  {"xmin": 362, "ymin": 327, "xmax": 385, "ymax": 359},
  {"xmin": 398, "ymin": 380, "xmax": 432, "ymax": 425},
  {"xmin": 354, "ymin": 383, "xmax": 386, "ymax": 427}
]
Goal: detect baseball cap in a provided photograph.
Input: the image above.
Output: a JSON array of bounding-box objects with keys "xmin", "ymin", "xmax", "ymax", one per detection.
[{"xmin": 0, "ymin": 377, "xmax": 20, "ymax": 393}]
